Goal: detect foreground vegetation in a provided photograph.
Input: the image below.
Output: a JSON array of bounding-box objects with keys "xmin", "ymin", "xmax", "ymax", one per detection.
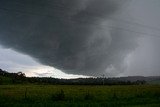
[
  {"xmin": 0, "ymin": 85, "xmax": 160, "ymax": 107},
  {"xmin": 0, "ymin": 69, "xmax": 160, "ymax": 106}
]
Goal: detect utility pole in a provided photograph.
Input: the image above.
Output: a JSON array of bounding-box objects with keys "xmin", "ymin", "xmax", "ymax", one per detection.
[{"xmin": 102, "ymin": 74, "xmax": 105, "ymax": 85}]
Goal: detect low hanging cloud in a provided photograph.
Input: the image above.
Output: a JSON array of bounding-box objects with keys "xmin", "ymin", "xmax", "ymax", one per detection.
[{"xmin": 0, "ymin": 0, "xmax": 138, "ymax": 76}]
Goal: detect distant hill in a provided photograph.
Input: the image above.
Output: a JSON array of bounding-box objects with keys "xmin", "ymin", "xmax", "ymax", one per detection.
[
  {"xmin": 0, "ymin": 68, "xmax": 160, "ymax": 85},
  {"xmin": 109, "ymin": 76, "xmax": 160, "ymax": 85}
]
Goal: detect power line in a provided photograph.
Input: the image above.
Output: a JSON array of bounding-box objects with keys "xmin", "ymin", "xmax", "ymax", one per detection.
[
  {"xmin": 1, "ymin": 0, "xmax": 160, "ymax": 32},
  {"xmin": 108, "ymin": 17, "xmax": 160, "ymax": 32},
  {"xmin": 0, "ymin": 6, "xmax": 160, "ymax": 39}
]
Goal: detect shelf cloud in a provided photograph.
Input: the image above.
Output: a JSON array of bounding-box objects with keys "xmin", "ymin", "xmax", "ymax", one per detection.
[{"xmin": 0, "ymin": 0, "xmax": 139, "ymax": 76}]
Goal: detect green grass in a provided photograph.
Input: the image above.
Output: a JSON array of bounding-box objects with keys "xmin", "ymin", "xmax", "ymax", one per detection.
[{"xmin": 0, "ymin": 85, "xmax": 160, "ymax": 107}]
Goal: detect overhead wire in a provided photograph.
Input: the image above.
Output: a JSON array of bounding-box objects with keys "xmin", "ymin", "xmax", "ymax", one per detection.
[
  {"xmin": 0, "ymin": 1, "xmax": 160, "ymax": 39},
  {"xmin": 1, "ymin": 0, "xmax": 160, "ymax": 31}
]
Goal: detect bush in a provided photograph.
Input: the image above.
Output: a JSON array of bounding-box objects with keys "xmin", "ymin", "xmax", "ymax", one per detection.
[
  {"xmin": 51, "ymin": 89, "xmax": 65, "ymax": 101},
  {"xmin": 112, "ymin": 92, "xmax": 118, "ymax": 100},
  {"xmin": 84, "ymin": 91, "xmax": 94, "ymax": 100}
]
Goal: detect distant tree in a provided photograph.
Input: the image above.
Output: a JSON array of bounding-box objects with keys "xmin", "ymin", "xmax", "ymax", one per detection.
[
  {"xmin": 0, "ymin": 77, "xmax": 2, "ymax": 85},
  {"xmin": 17, "ymin": 72, "xmax": 26, "ymax": 78},
  {"xmin": 12, "ymin": 72, "xmax": 26, "ymax": 83}
]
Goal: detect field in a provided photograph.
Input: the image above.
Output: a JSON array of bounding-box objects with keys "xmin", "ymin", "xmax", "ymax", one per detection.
[{"xmin": 0, "ymin": 85, "xmax": 160, "ymax": 107}]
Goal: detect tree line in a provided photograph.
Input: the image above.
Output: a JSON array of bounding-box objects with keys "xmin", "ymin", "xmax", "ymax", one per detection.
[{"xmin": 0, "ymin": 68, "xmax": 146, "ymax": 85}]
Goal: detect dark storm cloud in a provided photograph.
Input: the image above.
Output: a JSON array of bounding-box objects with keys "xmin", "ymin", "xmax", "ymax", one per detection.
[{"xmin": 0, "ymin": 0, "xmax": 137, "ymax": 76}]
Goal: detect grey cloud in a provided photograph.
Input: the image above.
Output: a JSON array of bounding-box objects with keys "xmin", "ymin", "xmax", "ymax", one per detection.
[{"xmin": 0, "ymin": 0, "xmax": 138, "ymax": 76}]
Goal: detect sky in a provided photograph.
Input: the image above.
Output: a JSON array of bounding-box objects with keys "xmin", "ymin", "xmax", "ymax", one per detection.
[{"xmin": 0, "ymin": 0, "xmax": 160, "ymax": 78}]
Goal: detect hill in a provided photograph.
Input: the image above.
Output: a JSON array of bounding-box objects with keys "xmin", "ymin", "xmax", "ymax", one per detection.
[{"xmin": 0, "ymin": 68, "xmax": 160, "ymax": 85}]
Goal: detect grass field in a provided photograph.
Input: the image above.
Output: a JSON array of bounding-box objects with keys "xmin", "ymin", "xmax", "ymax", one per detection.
[{"xmin": 0, "ymin": 85, "xmax": 160, "ymax": 107}]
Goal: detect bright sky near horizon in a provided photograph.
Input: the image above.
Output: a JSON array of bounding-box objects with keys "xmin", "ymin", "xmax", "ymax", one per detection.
[{"xmin": 0, "ymin": 46, "xmax": 88, "ymax": 78}]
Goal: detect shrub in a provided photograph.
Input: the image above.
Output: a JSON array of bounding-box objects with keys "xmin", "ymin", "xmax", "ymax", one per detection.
[
  {"xmin": 84, "ymin": 91, "xmax": 94, "ymax": 100},
  {"xmin": 51, "ymin": 89, "xmax": 65, "ymax": 101},
  {"xmin": 112, "ymin": 92, "xmax": 118, "ymax": 100}
]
